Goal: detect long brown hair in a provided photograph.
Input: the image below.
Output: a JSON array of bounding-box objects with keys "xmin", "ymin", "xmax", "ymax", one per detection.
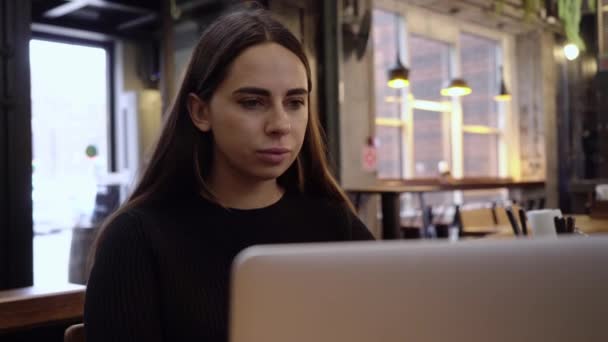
[{"xmin": 93, "ymin": 6, "xmax": 354, "ymax": 257}]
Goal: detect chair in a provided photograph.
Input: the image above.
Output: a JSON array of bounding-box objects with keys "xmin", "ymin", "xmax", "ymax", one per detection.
[
  {"xmin": 458, "ymin": 206, "xmax": 496, "ymax": 233},
  {"xmin": 65, "ymin": 323, "xmax": 85, "ymax": 342},
  {"xmin": 495, "ymin": 203, "xmax": 523, "ymax": 226},
  {"xmin": 399, "ymin": 205, "xmax": 453, "ymax": 239},
  {"xmin": 495, "ymin": 203, "xmax": 527, "ymax": 235}
]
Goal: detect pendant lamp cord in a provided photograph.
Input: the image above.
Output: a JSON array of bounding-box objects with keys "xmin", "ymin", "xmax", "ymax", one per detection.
[{"xmin": 394, "ymin": 13, "xmax": 401, "ymax": 64}]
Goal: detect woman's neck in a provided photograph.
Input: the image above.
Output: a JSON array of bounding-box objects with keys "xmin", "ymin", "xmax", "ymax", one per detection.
[{"xmin": 206, "ymin": 169, "xmax": 284, "ymax": 210}]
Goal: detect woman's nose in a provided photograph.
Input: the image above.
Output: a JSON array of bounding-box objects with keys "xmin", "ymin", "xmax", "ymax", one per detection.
[{"xmin": 265, "ymin": 105, "xmax": 291, "ymax": 136}]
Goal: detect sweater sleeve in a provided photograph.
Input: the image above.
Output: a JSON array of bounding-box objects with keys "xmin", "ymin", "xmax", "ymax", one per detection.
[{"xmin": 84, "ymin": 211, "xmax": 164, "ymax": 342}]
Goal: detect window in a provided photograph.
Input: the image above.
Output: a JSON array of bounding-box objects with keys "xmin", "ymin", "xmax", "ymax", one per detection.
[
  {"xmin": 409, "ymin": 34, "xmax": 451, "ymax": 178},
  {"xmin": 30, "ymin": 38, "xmax": 111, "ymax": 286},
  {"xmin": 460, "ymin": 33, "xmax": 503, "ymax": 178},
  {"xmin": 372, "ymin": 9, "xmax": 508, "ymax": 183},
  {"xmin": 372, "ymin": 9, "xmax": 405, "ymax": 179}
]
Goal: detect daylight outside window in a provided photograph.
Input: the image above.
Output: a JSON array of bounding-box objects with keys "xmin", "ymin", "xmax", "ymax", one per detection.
[{"xmin": 30, "ymin": 38, "xmax": 109, "ymax": 286}]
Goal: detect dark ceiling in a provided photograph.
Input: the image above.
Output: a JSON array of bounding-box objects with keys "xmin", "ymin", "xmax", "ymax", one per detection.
[
  {"xmin": 30, "ymin": 1, "xmax": 256, "ymax": 39},
  {"xmin": 31, "ymin": 0, "xmax": 163, "ymax": 39}
]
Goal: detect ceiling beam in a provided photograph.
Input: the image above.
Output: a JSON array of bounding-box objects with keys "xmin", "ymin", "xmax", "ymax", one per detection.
[
  {"xmin": 177, "ymin": 0, "xmax": 222, "ymax": 13},
  {"xmin": 44, "ymin": 0, "xmax": 88, "ymax": 18},
  {"xmin": 118, "ymin": 13, "xmax": 158, "ymax": 31},
  {"xmin": 44, "ymin": 0, "xmax": 155, "ymax": 20},
  {"xmin": 404, "ymin": 0, "xmax": 561, "ymax": 34},
  {"xmin": 33, "ymin": 17, "xmax": 158, "ymax": 40},
  {"xmin": 85, "ymin": 0, "xmax": 153, "ymax": 15}
]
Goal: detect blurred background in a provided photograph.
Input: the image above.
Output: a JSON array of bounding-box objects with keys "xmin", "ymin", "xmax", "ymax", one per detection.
[{"xmin": 1, "ymin": 0, "xmax": 607, "ymax": 293}]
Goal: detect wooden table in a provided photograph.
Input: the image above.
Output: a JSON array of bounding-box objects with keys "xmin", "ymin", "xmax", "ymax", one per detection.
[
  {"xmin": 486, "ymin": 215, "xmax": 608, "ymax": 238},
  {"xmin": 570, "ymin": 215, "xmax": 608, "ymax": 234},
  {"xmin": 346, "ymin": 179, "xmax": 545, "ymax": 239},
  {"xmin": 0, "ymin": 283, "xmax": 85, "ymax": 332}
]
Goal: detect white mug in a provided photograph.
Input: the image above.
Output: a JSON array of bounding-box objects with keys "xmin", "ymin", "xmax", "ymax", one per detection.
[{"xmin": 526, "ymin": 209, "xmax": 561, "ymax": 238}]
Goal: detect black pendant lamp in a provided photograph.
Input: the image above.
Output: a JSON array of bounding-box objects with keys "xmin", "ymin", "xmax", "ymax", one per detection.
[
  {"xmin": 494, "ymin": 66, "xmax": 511, "ymax": 102},
  {"xmin": 441, "ymin": 78, "xmax": 472, "ymax": 97},
  {"xmin": 387, "ymin": 14, "xmax": 409, "ymax": 89}
]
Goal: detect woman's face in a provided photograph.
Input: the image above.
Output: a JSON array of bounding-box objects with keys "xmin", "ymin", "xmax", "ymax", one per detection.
[{"xmin": 189, "ymin": 42, "xmax": 309, "ymax": 183}]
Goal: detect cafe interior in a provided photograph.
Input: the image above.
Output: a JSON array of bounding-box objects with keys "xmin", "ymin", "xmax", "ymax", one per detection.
[{"xmin": 1, "ymin": 0, "xmax": 608, "ymax": 341}]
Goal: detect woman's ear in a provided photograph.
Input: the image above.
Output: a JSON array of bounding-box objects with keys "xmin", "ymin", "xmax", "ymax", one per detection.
[{"xmin": 187, "ymin": 93, "xmax": 211, "ymax": 132}]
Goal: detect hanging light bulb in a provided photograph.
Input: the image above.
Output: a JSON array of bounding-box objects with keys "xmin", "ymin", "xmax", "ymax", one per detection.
[
  {"xmin": 387, "ymin": 13, "xmax": 410, "ymax": 89},
  {"xmin": 494, "ymin": 66, "xmax": 511, "ymax": 102},
  {"xmin": 441, "ymin": 78, "xmax": 472, "ymax": 97},
  {"xmin": 564, "ymin": 43, "xmax": 580, "ymax": 61}
]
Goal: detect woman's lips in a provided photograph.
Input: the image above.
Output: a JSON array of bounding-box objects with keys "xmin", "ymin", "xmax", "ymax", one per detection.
[{"xmin": 256, "ymin": 148, "xmax": 291, "ymax": 165}]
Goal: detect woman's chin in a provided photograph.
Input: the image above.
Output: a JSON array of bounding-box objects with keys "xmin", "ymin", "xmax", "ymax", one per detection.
[{"xmin": 249, "ymin": 164, "xmax": 291, "ymax": 181}]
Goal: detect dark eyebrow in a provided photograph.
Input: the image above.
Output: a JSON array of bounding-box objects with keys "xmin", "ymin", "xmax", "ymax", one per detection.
[
  {"xmin": 233, "ymin": 87, "xmax": 270, "ymax": 96},
  {"xmin": 286, "ymin": 88, "xmax": 309, "ymax": 96},
  {"xmin": 232, "ymin": 87, "xmax": 309, "ymax": 97}
]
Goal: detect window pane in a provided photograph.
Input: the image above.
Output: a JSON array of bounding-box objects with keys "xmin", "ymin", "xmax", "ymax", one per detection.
[
  {"xmin": 413, "ymin": 111, "xmax": 447, "ymax": 177},
  {"xmin": 30, "ymin": 39, "xmax": 109, "ymax": 286},
  {"xmin": 376, "ymin": 125, "xmax": 403, "ymax": 179},
  {"xmin": 409, "ymin": 35, "xmax": 451, "ymax": 177},
  {"xmin": 373, "ymin": 9, "xmax": 405, "ymax": 179},
  {"xmin": 409, "ymin": 34, "xmax": 450, "ymax": 101},
  {"xmin": 463, "ymin": 133, "xmax": 499, "ymax": 177},
  {"xmin": 372, "ymin": 9, "xmax": 401, "ymax": 119},
  {"xmin": 460, "ymin": 33, "xmax": 500, "ymax": 128}
]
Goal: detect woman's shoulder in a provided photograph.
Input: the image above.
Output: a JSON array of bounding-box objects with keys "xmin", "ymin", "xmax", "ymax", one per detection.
[
  {"xmin": 103, "ymin": 204, "xmax": 160, "ymax": 230},
  {"xmin": 98, "ymin": 201, "xmax": 178, "ymax": 246},
  {"xmin": 97, "ymin": 209, "xmax": 151, "ymax": 249},
  {"xmin": 99, "ymin": 196, "xmax": 207, "ymax": 245}
]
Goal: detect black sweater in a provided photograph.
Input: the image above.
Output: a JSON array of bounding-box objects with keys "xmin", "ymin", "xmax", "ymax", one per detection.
[{"xmin": 84, "ymin": 191, "xmax": 374, "ymax": 342}]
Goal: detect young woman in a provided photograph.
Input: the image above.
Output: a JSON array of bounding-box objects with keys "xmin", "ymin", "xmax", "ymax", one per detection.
[{"xmin": 84, "ymin": 5, "xmax": 374, "ymax": 342}]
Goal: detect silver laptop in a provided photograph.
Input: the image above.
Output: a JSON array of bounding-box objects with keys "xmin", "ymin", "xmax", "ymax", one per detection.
[{"xmin": 230, "ymin": 237, "xmax": 608, "ymax": 342}]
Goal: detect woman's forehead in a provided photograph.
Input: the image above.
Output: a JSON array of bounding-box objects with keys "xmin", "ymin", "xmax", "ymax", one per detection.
[{"xmin": 220, "ymin": 42, "xmax": 308, "ymax": 94}]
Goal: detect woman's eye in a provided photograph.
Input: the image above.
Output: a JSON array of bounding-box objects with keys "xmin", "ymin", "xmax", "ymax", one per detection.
[
  {"xmin": 286, "ymin": 99, "xmax": 305, "ymax": 110},
  {"xmin": 239, "ymin": 98, "xmax": 264, "ymax": 109}
]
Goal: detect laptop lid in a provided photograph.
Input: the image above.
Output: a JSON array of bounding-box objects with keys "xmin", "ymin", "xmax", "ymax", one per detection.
[{"xmin": 230, "ymin": 237, "xmax": 608, "ymax": 342}]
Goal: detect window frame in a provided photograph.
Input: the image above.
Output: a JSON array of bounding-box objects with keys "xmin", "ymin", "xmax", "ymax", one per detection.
[
  {"xmin": 0, "ymin": 0, "xmax": 33, "ymax": 290},
  {"xmin": 372, "ymin": 1, "xmax": 518, "ymax": 182}
]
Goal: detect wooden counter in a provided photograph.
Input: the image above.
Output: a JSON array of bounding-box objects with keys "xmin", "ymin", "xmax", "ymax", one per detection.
[
  {"xmin": 0, "ymin": 283, "xmax": 85, "ymax": 332},
  {"xmin": 345, "ymin": 179, "xmax": 545, "ymax": 194}
]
